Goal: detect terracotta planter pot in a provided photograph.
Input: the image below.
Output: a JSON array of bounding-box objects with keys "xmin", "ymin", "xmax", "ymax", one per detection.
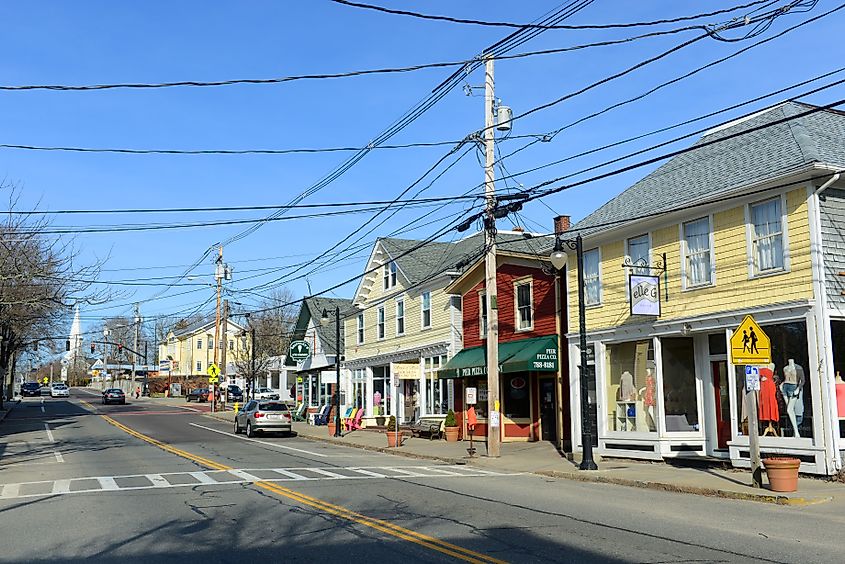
[
  {"xmin": 763, "ymin": 457, "xmax": 800, "ymax": 492},
  {"xmin": 386, "ymin": 431, "xmax": 403, "ymax": 447},
  {"xmin": 444, "ymin": 426, "xmax": 460, "ymax": 442},
  {"xmin": 327, "ymin": 422, "xmax": 336, "ymax": 437}
]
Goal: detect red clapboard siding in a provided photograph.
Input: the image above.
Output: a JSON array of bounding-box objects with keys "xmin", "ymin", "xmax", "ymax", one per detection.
[{"xmin": 463, "ymin": 264, "xmax": 559, "ymax": 349}]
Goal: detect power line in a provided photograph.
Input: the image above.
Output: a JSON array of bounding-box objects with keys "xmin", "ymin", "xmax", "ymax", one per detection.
[{"xmin": 330, "ymin": 0, "xmax": 774, "ymax": 29}]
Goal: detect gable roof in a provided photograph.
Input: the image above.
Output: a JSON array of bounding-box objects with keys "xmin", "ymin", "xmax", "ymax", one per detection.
[
  {"xmin": 291, "ymin": 295, "xmax": 354, "ymax": 355},
  {"xmin": 572, "ymin": 101, "xmax": 845, "ymax": 237}
]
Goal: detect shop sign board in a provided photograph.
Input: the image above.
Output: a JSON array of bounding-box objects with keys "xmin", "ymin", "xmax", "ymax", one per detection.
[
  {"xmin": 159, "ymin": 360, "xmax": 171, "ymax": 373},
  {"xmin": 465, "ymin": 387, "xmax": 477, "ymax": 405},
  {"xmin": 320, "ymin": 370, "xmax": 337, "ymax": 384},
  {"xmin": 289, "ymin": 340, "xmax": 311, "ymax": 362},
  {"xmin": 629, "ymin": 275, "xmax": 661, "ymax": 316},
  {"xmin": 745, "ymin": 366, "xmax": 761, "ymax": 391},
  {"xmin": 730, "ymin": 315, "xmax": 771, "ymax": 365}
]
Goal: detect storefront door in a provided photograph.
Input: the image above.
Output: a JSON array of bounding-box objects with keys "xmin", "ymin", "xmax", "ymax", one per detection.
[
  {"xmin": 540, "ymin": 377, "xmax": 557, "ymax": 442},
  {"xmin": 711, "ymin": 361, "xmax": 730, "ymax": 449},
  {"xmin": 403, "ymin": 380, "xmax": 419, "ymax": 422}
]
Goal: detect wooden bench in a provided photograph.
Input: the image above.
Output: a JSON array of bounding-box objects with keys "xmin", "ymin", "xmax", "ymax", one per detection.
[{"xmin": 407, "ymin": 418, "xmax": 445, "ymax": 440}]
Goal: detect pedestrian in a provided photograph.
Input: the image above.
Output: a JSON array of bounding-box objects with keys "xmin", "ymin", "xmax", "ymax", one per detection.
[{"xmin": 135, "ymin": 386, "xmax": 140, "ymax": 399}]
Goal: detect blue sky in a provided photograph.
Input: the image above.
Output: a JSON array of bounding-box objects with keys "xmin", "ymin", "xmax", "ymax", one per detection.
[{"xmin": 1, "ymin": 0, "xmax": 841, "ymax": 337}]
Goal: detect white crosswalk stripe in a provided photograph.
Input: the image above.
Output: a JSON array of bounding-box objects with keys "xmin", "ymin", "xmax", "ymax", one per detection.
[{"xmin": 0, "ymin": 465, "xmax": 521, "ymax": 501}]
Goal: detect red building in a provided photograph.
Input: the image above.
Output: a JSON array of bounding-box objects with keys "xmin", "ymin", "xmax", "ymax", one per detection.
[{"xmin": 441, "ymin": 243, "xmax": 569, "ymax": 445}]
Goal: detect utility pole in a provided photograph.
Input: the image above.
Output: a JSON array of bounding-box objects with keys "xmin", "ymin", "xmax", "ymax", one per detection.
[
  {"xmin": 483, "ymin": 55, "xmax": 501, "ymax": 458},
  {"xmin": 133, "ymin": 303, "xmax": 140, "ymax": 395},
  {"xmin": 220, "ymin": 299, "xmax": 229, "ymax": 409},
  {"xmin": 212, "ymin": 246, "xmax": 224, "ymax": 413}
]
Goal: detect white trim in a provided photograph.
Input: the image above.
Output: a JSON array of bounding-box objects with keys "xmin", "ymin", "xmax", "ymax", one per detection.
[
  {"xmin": 356, "ymin": 313, "xmax": 365, "ymax": 345},
  {"xmin": 746, "ymin": 194, "xmax": 790, "ymax": 279},
  {"xmin": 513, "ymin": 276, "xmax": 534, "ymax": 332},
  {"xmin": 395, "ymin": 297, "xmax": 405, "ymax": 336},
  {"xmin": 582, "ymin": 247, "xmax": 602, "ymax": 306},
  {"xmin": 680, "ymin": 215, "xmax": 716, "ymax": 291},
  {"xmin": 421, "ymin": 291, "xmax": 432, "ymax": 330},
  {"xmin": 478, "ymin": 290, "xmax": 487, "ymax": 338},
  {"xmin": 376, "ymin": 306, "xmax": 386, "ymax": 341}
]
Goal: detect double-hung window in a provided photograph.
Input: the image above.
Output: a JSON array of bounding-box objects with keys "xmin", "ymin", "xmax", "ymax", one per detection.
[
  {"xmin": 627, "ymin": 234, "xmax": 650, "ymax": 274},
  {"xmin": 208, "ymin": 337, "xmax": 213, "ymax": 350},
  {"xmin": 377, "ymin": 306, "xmax": 385, "ymax": 340},
  {"xmin": 196, "ymin": 361, "xmax": 202, "ymax": 372},
  {"xmin": 196, "ymin": 339, "xmax": 203, "ymax": 350},
  {"xmin": 683, "ymin": 217, "xmax": 713, "ymax": 287},
  {"xmin": 396, "ymin": 299, "xmax": 405, "ymax": 335},
  {"xmin": 383, "ymin": 261, "xmax": 397, "ymax": 290},
  {"xmin": 421, "ymin": 291, "xmax": 432, "ymax": 328},
  {"xmin": 357, "ymin": 313, "xmax": 365, "ymax": 344},
  {"xmin": 750, "ymin": 197, "xmax": 785, "ymax": 274},
  {"xmin": 479, "ymin": 292, "xmax": 487, "ymax": 338},
  {"xmin": 583, "ymin": 248, "xmax": 601, "ymax": 305},
  {"xmin": 515, "ymin": 280, "xmax": 533, "ymax": 330}
]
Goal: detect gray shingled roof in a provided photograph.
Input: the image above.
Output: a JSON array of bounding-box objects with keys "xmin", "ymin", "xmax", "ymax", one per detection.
[
  {"xmin": 572, "ymin": 102, "xmax": 845, "ymax": 235},
  {"xmin": 380, "ymin": 231, "xmax": 554, "ymax": 286},
  {"xmin": 291, "ymin": 296, "xmax": 354, "ymax": 355}
]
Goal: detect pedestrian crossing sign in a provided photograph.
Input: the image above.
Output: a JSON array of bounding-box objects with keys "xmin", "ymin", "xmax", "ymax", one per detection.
[
  {"xmin": 730, "ymin": 315, "xmax": 771, "ymax": 365},
  {"xmin": 207, "ymin": 363, "xmax": 220, "ymax": 378}
]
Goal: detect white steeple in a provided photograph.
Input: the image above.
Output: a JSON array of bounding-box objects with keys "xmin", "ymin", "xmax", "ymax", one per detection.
[{"xmin": 61, "ymin": 305, "xmax": 83, "ymax": 381}]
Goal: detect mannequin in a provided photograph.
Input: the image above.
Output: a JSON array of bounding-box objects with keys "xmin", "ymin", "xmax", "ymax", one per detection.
[
  {"xmin": 780, "ymin": 359, "xmax": 805, "ymax": 437},
  {"xmin": 641, "ymin": 367, "xmax": 656, "ymax": 430},
  {"xmin": 619, "ymin": 371, "xmax": 637, "ymax": 401},
  {"xmin": 758, "ymin": 363, "xmax": 779, "ymax": 436},
  {"xmin": 836, "ymin": 371, "xmax": 845, "ymax": 419}
]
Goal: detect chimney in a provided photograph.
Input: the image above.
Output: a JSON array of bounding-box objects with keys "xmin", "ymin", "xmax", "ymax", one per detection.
[{"xmin": 554, "ymin": 215, "xmax": 571, "ymax": 234}]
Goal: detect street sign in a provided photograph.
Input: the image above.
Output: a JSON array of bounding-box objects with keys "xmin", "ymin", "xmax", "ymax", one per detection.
[
  {"xmin": 207, "ymin": 363, "xmax": 220, "ymax": 378},
  {"xmin": 730, "ymin": 315, "xmax": 771, "ymax": 365},
  {"xmin": 209, "ymin": 376, "xmax": 219, "ymax": 384},
  {"xmin": 466, "ymin": 387, "xmax": 477, "ymax": 405},
  {"xmin": 42, "ymin": 377, "xmax": 48, "ymax": 384},
  {"xmin": 745, "ymin": 365, "xmax": 761, "ymax": 391},
  {"xmin": 289, "ymin": 340, "xmax": 311, "ymax": 362}
]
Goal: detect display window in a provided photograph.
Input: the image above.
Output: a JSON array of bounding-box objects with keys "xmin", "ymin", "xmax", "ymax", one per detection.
[
  {"xmin": 504, "ymin": 375, "xmax": 531, "ymax": 419},
  {"xmin": 734, "ymin": 321, "xmax": 813, "ymax": 439},
  {"xmin": 828, "ymin": 320, "xmax": 845, "ymax": 439},
  {"xmin": 467, "ymin": 379, "xmax": 488, "ymax": 419},
  {"xmin": 605, "ymin": 340, "xmax": 657, "ymax": 432},
  {"xmin": 424, "ymin": 356, "xmax": 447, "ymax": 415},
  {"xmin": 662, "ymin": 337, "xmax": 700, "ymax": 432}
]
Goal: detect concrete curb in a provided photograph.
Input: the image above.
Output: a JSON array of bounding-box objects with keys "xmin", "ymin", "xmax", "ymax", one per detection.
[{"xmin": 197, "ymin": 409, "xmax": 833, "ymax": 506}]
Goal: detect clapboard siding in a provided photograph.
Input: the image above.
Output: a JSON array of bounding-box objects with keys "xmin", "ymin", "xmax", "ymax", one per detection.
[{"xmin": 821, "ymin": 190, "xmax": 845, "ymax": 305}]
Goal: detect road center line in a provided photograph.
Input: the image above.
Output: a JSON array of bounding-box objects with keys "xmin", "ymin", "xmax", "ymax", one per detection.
[{"xmin": 188, "ymin": 422, "xmax": 328, "ymax": 457}]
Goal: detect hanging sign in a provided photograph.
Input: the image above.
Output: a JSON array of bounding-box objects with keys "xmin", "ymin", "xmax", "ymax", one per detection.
[
  {"xmin": 730, "ymin": 315, "xmax": 771, "ymax": 365},
  {"xmin": 289, "ymin": 340, "xmax": 311, "ymax": 362},
  {"xmin": 629, "ymin": 275, "xmax": 661, "ymax": 316}
]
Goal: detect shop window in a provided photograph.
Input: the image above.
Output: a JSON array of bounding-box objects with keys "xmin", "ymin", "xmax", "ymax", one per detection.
[
  {"xmin": 505, "ymin": 375, "xmax": 531, "ymax": 419},
  {"xmin": 308, "ymin": 376, "xmax": 318, "ymax": 407},
  {"xmin": 583, "ymin": 249, "xmax": 601, "ymax": 305},
  {"xmin": 662, "ymin": 338, "xmax": 700, "ymax": 432},
  {"xmin": 708, "ymin": 333, "xmax": 727, "ymax": 356},
  {"xmin": 735, "ymin": 321, "xmax": 813, "ymax": 439},
  {"xmin": 424, "ymin": 356, "xmax": 446, "ymax": 415},
  {"xmin": 829, "ymin": 320, "xmax": 845, "ymax": 439},
  {"xmin": 749, "ymin": 197, "xmax": 785, "ymax": 275},
  {"xmin": 605, "ymin": 340, "xmax": 657, "ymax": 433}
]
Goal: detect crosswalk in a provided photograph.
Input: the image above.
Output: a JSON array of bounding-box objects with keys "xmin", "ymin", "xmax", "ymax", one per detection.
[{"xmin": 0, "ymin": 465, "xmax": 519, "ymax": 501}]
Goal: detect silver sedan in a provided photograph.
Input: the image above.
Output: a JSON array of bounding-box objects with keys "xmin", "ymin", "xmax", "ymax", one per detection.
[{"xmin": 234, "ymin": 400, "xmax": 292, "ymax": 437}]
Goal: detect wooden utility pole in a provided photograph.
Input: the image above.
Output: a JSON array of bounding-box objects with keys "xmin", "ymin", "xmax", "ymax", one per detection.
[
  {"xmin": 483, "ymin": 55, "xmax": 500, "ymax": 457},
  {"xmin": 220, "ymin": 299, "xmax": 229, "ymax": 409},
  {"xmin": 212, "ymin": 246, "xmax": 224, "ymax": 413}
]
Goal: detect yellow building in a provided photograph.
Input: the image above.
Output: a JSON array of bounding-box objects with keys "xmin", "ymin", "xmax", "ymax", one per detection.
[
  {"xmin": 564, "ymin": 102, "xmax": 844, "ymax": 475},
  {"xmin": 158, "ymin": 318, "xmax": 248, "ymax": 384}
]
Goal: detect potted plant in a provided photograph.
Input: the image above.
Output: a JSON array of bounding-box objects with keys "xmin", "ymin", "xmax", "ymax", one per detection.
[
  {"xmin": 386, "ymin": 415, "xmax": 402, "ymax": 447},
  {"xmin": 763, "ymin": 456, "xmax": 801, "ymax": 492},
  {"xmin": 444, "ymin": 409, "xmax": 459, "ymax": 442}
]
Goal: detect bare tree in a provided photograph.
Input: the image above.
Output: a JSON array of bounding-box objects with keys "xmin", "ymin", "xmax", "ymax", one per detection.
[{"xmin": 0, "ymin": 182, "xmax": 113, "ymax": 405}]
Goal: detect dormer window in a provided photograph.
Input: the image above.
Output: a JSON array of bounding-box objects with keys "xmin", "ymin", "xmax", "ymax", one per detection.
[{"xmin": 383, "ymin": 261, "xmax": 397, "ymax": 290}]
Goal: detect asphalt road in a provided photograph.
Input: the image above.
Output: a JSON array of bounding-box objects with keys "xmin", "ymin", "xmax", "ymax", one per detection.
[{"xmin": 2, "ymin": 389, "xmax": 844, "ymax": 563}]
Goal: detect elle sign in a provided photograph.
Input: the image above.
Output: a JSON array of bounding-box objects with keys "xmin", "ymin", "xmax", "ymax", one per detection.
[{"xmin": 629, "ymin": 275, "xmax": 661, "ymax": 316}]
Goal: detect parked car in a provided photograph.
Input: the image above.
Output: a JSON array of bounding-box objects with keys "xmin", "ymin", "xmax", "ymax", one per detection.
[
  {"xmin": 186, "ymin": 388, "xmax": 209, "ymax": 402},
  {"xmin": 20, "ymin": 382, "xmax": 41, "ymax": 397},
  {"xmin": 40, "ymin": 385, "xmax": 52, "ymax": 397},
  {"xmin": 50, "ymin": 383, "xmax": 70, "ymax": 398},
  {"xmin": 102, "ymin": 388, "xmax": 126, "ymax": 405},
  {"xmin": 254, "ymin": 387, "xmax": 280, "ymax": 400},
  {"xmin": 234, "ymin": 400, "xmax": 292, "ymax": 437},
  {"xmin": 227, "ymin": 385, "xmax": 244, "ymax": 402}
]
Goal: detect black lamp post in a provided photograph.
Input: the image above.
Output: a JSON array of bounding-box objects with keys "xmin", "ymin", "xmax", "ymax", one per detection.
[
  {"xmin": 322, "ymin": 307, "xmax": 342, "ymax": 438},
  {"xmin": 550, "ymin": 233, "xmax": 598, "ymax": 471}
]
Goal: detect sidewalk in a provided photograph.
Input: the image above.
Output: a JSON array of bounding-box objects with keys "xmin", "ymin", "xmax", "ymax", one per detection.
[
  {"xmin": 0, "ymin": 398, "xmax": 20, "ymax": 423},
  {"xmin": 201, "ymin": 407, "xmax": 843, "ymax": 506}
]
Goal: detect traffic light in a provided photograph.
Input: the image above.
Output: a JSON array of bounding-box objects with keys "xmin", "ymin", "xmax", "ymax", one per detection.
[
  {"xmin": 90, "ymin": 343, "xmax": 95, "ymax": 354},
  {"xmin": 65, "ymin": 340, "xmax": 71, "ymax": 352}
]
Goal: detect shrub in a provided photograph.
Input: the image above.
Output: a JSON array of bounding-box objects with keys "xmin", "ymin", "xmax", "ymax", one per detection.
[
  {"xmin": 386, "ymin": 415, "xmax": 397, "ymax": 431},
  {"xmin": 445, "ymin": 409, "xmax": 457, "ymax": 427}
]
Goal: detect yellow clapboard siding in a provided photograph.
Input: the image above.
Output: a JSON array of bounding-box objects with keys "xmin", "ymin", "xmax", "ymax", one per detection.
[{"xmin": 568, "ymin": 188, "xmax": 814, "ymax": 331}]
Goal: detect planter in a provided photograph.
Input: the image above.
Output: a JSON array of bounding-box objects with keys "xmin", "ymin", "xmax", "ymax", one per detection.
[
  {"xmin": 444, "ymin": 426, "xmax": 460, "ymax": 442},
  {"xmin": 763, "ymin": 457, "xmax": 801, "ymax": 492},
  {"xmin": 327, "ymin": 422, "xmax": 337, "ymax": 437},
  {"xmin": 386, "ymin": 431, "xmax": 403, "ymax": 448},
  {"xmin": 375, "ymin": 416, "xmax": 386, "ymax": 427}
]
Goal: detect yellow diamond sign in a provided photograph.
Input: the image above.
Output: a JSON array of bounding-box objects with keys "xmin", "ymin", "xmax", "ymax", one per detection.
[
  {"xmin": 730, "ymin": 315, "xmax": 771, "ymax": 365},
  {"xmin": 207, "ymin": 363, "xmax": 220, "ymax": 378}
]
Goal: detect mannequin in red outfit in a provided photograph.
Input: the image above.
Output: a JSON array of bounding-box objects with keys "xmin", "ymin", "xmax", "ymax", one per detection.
[{"xmin": 758, "ymin": 363, "xmax": 779, "ymax": 435}]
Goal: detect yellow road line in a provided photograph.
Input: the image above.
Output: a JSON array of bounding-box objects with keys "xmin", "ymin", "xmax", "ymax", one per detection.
[{"xmin": 87, "ymin": 401, "xmax": 504, "ymax": 564}]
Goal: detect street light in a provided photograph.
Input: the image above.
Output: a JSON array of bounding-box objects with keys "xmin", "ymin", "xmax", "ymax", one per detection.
[
  {"xmin": 321, "ymin": 307, "xmax": 342, "ymax": 438},
  {"xmin": 550, "ymin": 234, "xmax": 598, "ymax": 471}
]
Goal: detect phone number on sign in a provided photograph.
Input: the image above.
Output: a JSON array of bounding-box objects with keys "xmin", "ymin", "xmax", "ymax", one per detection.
[{"xmin": 532, "ymin": 361, "xmax": 556, "ymax": 369}]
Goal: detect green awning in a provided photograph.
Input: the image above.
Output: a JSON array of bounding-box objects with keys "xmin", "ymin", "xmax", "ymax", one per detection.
[{"xmin": 439, "ymin": 335, "xmax": 558, "ymax": 379}]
